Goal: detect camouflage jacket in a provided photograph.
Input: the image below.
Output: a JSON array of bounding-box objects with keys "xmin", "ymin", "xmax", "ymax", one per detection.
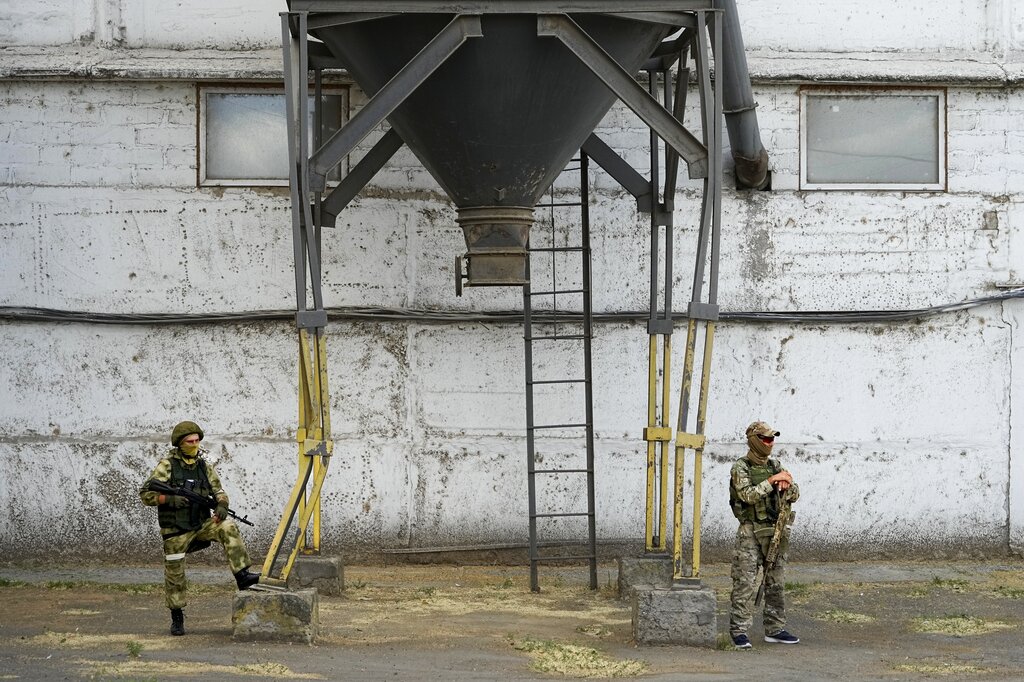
[
  {"xmin": 139, "ymin": 448, "xmax": 229, "ymax": 508},
  {"xmin": 729, "ymin": 455, "xmax": 799, "ymax": 524}
]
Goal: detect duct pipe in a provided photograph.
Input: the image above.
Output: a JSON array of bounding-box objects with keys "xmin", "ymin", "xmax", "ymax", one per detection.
[{"xmin": 714, "ymin": 0, "xmax": 770, "ymax": 190}]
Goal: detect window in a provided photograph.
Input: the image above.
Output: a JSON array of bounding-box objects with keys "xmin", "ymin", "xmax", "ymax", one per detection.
[
  {"xmin": 800, "ymin": 88, "xmax": 946, "ymax": 191},
  {"xmin": 199, "ymin": 86, "xmax": 348, "ymax": 186}
]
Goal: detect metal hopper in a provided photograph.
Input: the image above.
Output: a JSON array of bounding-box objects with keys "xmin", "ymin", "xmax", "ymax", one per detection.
[{"xmin": 310, "ymin": 13, "xmax": 671, "ymax": 284}]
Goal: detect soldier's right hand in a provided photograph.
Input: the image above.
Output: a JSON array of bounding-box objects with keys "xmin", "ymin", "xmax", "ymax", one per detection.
[
  {"xmin": 159, "ymin": 494, "xmax": 189, "ymax": 508},
  {"xmin": 767, "ymin": 471, "xmax": 792, "ymax": 490}
]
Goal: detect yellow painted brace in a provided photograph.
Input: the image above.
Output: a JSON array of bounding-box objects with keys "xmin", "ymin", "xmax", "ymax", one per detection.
[
  {"xmin": 644, "ymin": 334, "xmax": 673, "ymax": 552},
  {"xmin": 671, "ymin": 321, "xmax": 715, "ymax": 582},
  {"xmin": 261, "ymin": 328, "xmax": 333, "ymax": 583}
]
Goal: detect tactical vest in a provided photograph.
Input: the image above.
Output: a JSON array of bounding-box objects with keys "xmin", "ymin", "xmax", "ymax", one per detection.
[
  {"xmin": 729, "ymin": 457, "xmax": 782, "ymax": 524},
  {"xmin": 157, "ymin": 453, "xmax": 214, "ymax": 534}
]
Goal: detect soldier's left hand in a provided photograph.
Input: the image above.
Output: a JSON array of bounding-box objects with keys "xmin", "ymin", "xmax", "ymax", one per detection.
[{"xmin": 214, "ymin": 504, "xmax": 229, "ymax": 523}]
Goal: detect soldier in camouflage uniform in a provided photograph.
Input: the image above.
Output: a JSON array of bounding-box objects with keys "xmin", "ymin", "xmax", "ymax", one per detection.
[
  {"xmin": 728, "ymin": 421, "xmax": 800, "ymax": 648},
  {"xmin": 140, "ymin": 421, "xmax": 260, "ymax": 636}
]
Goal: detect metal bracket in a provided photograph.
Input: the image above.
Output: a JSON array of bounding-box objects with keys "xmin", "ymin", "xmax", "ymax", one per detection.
[
  {"xmin": 647, "ymin": 318, "xmax": 673, "ymax": 335},
  {"xmin": 687, "ymin": 301, "xmax": 719, "ymax": 321},
  {"xmin": 643, "ymin": 426, "xmax": 672, "ymax": 442},
  {"xmin": 295, "ymin": 309, "xmax": 328, "ymax": 329},
  {"xmin": 538, "ymin": 13, "xmax": 708, "ymax": 178},
  {"xmin": 675, "ymin": 432, "xmax": 706, "ymax": 450}
]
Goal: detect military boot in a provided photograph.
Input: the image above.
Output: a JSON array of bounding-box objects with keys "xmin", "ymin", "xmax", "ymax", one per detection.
[
  {"xmin": 234, "ymin": 568, "xmax": 260, "ymax": 590},
  {"xmin": 170, "ymin": 608, "xmax": 185, "ymax": 636}
]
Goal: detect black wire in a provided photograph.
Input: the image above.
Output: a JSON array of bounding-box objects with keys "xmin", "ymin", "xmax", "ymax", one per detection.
[{"xmin": 1, "ymin": 287, "xmax": 1021, "ymax": 326}]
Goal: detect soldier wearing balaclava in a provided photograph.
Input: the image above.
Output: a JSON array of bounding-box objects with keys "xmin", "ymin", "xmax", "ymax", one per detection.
[
  {"xmin": 726, "ymin": 421, "xmax": 801, "ymax": 649},
  {"xmin": 139, "ymin": 421, "xmax": 261, "ymax": 636}
]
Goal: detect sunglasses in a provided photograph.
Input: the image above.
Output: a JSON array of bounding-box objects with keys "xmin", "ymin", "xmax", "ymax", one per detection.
[{"xmin": 759, "ymin": 435, "xmax": 775, "ymax": 443}]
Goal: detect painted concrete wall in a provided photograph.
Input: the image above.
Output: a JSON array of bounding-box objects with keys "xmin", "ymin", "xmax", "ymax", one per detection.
[{"xmin": 1, "ymin": 1, "xmax": 1022, "ymax": 561}]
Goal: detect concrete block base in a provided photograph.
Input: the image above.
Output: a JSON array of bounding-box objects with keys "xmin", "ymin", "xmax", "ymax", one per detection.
[
  {"xmin": 632, "ymin": 585, "xmax": 717, "ymax": 647},
  {"xmin": 287, "ymin": 555, "xmax": 345, "ymax": 596},
  {"xmin": 617, "ymin": 555, "xmax": 673, "ymax": 600},
  {"xmin": 232, "ymin": 588, "xmax": 319, "ymax": 644}
]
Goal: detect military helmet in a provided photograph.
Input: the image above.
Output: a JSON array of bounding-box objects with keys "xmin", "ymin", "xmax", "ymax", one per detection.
[
  {"xmin": 745, "ymin": 421, "xmax": 780, "ymax": 438},
  {"xmin": 170, "ymin": 420, "xmax": 204, "ymax": 446}
]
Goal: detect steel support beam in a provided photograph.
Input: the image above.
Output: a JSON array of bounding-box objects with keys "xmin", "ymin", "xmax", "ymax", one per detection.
[
  {"xmin": 308, "ymin": 14, "xmax": 482, "ymax": 190},
  {"xmin": 537, "ymin": 13, "xmax": 708, "ymax": 178},
  {"xmin": 321, "ymin": 128, "xmax": 405, "ymax": 226},
  {"xmin": 290, "ymin": 1, "xmax": 714, "ymax": 12}
]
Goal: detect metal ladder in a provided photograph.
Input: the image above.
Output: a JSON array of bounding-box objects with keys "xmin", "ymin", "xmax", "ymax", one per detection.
[{"xmin": 523, "ymin": 152, "xmax": 597, "ymax": 593}]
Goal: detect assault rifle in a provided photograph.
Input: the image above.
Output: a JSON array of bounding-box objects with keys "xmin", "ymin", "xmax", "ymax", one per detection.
[
  {"xmin": 146, "ymin": 479, "xmax": 254, "ymax": 527},
  {"xmin": 754, "ymin": 494, "xmax": 791, "ymax": 606}
]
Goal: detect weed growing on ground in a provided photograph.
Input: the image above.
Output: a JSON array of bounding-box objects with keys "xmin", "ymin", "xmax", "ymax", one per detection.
[
  {"xmin": 910, "ymin": 614, "xmax": 1013, "ymax": 636},
  {"xmin": 784, "ymin": 581, "xmax": 814, "ymax": 597},
  {"xmin": 0, "ymin": 578, "xmax": 28, "ymax": 588},
  {"xmin": 126, "ymin": 640, "xmax": 143, "ymax": 658},
  {"xmin": 931, "ymin": 577, "xmax": 970, "ymax": 592},
  {"xmin": 993, "ymin": 585, "xmax": 1024, "ymax": 599},
  {"xmin": 815, "ymin": 609, "xmax": 875, "ymax": 624},
  {"xmin": 892, "ymin": 661, "xmax": 988, "ymax": 675},
  {"xmin": 508, "ymin": 635, "xmax": 646, "ymax": 677}
]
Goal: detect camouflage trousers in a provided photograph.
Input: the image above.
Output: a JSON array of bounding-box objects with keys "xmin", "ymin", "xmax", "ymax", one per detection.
[
  {"xmin": 161, "ymin": 518, "xmax": 252, "ymax": 610},
  {"xmin": 729, "ymin": 521, "xmax": 790, "ymax": 637}
]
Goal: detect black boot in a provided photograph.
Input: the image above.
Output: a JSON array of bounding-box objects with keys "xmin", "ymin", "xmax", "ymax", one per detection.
[
  {"xmin": 234, "ymin": 567, "xmax": 260, "ymax": 590},
  {"xmin": 170, "ymin": 608, "xmax": 185, "ymax": 636}
]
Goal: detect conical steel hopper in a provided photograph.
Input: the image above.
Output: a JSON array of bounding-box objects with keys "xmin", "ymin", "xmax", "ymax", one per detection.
[{"xmin": 311, "ymin": 13, "xmax": 671, "ymax": 285}]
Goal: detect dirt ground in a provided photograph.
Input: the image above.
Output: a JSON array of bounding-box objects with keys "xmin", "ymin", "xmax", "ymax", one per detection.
[{"xmin": 2, "ymin": 559, "xmax": 1024, "ymax": 681}]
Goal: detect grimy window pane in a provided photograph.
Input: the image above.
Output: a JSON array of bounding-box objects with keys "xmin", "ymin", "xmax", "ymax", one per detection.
[
  {"xmin": 805, "ymin": 94, "xmax": 940, "ymax": 185},
  {"xmin": 205, "ymin": 93, "xmax": 343, "ymax": 182}
]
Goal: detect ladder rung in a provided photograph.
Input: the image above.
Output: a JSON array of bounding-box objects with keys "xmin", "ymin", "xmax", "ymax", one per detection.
[
  {"xmin": 538, "ymin": 201, "xmax": 583, "ymax": 208},
  {"xmin": 529, "ymin": 246, "xmax": 585, "ymax": 253},
  {"xmin": 528, "ymin": 378, "xmax": 586, "ymax": 385},
  {"xmin": 527, "ymin": 335, "xmax": 588, "ymax": 341},
  {"xmin": 528, "ymin": 289, "xmax": 586, "ymax": 296},
  {"xmin": 532, "ymin": 511, "xmax": 592, "ymax": 518},
  {"xmin": 533, "ymin": 468, "xmax": 591, "ymax": 474},
  {"xmin": 530, "ymin": 422, "xmax": 589, "ymax": 430},
  {"xmin": 531, "ymin": 554, "xmax": 596, "ymax": 562}
]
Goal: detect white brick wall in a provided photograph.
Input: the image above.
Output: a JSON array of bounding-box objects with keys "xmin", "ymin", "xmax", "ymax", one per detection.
[{"xmin": 1, "ymin": 1, "xmax": 1023, "ymax": 560}]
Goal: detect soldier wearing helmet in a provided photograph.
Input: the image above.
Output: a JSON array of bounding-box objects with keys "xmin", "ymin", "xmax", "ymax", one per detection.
[
  {"xmin": 139, "ymin": 421, "xmax": 260, "ymax": 636},
  {"xmin": 727, "ymin": 421, "xmax": 800, "ymax": 649}
]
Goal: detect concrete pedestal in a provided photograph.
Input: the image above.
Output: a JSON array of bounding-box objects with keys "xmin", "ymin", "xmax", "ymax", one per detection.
[
  {"xmin": 632, "ymin": 585, "xmax": 717, "ymax": 647},
  {"xmin": 617, "ymin": 555, "xmax": 673, "ymax": 600},
  {"xmin": 232, "ymin": 588, "xmax": 319, "ymax": 644},
  {"xmin": 287, "ymin": 555, "xmax": 345, "ymax": 596}
]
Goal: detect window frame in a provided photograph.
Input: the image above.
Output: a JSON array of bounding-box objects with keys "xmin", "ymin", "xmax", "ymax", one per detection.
[
  {"xmin": 197, "ymin": 83, "xmax": 350, "ymax": 188},
  {"xmin": 798, "ymin": 85, "xmax": 947, "ymax": 192}
]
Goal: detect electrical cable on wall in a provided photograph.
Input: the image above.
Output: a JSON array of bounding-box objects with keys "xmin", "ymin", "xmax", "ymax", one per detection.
[{"xmin": 2, "ymin": 287, "xmax": 1021, "ymax": 326}]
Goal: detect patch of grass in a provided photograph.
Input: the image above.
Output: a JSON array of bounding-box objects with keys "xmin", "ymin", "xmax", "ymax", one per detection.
[
  {"xmin": 509, "ymin": 636, "xmax": 647, "ymax": 678},
  {"xmin": 575, "ymin": 624, "xmax": 611, "ymax": 638},
  {"xmin": 815, "ymin": 609, "xmax": 875, "ymax": 624},
  {"xmin": 784, "ymin": 581, "xmax": 813, "ymax": 597},
  {"xmin": 0, "ymin": 578, "xmax": 28, "ymax": 588},
  {"xmin": 496, "ymin": 578, "xmax": 515, "ymax": 590},
  {"xmin": 415, "ymin": 586, "xmax": 436, "ymax": 599},
  {"xmin": 892, "ymin": 661, "xmax": 988, "ymax": 675},
  {"xmin": 348, "ymin": 579, "xmax": 368, "ymax": 589},
  {"xmin": 910, "ymin": 614, "xmax": 1014, "ymax": 636},
  {"xmin": 45, "ymin": 580, "xmax": 78, "ymax": 590},
  {"xmin": 931, "ymin": 577, "xmax": 970, "ymax": 593},
  {"xmin": 992, "ymin": 585, "xmax": 1024, "ymax": 599},
  {"xmin": 907, "ymin": 585, "xmax": 930, "ymax": 598},
  {"xmin": 126, "ymin": 640, "xmax": 143, "ymax": 658}
]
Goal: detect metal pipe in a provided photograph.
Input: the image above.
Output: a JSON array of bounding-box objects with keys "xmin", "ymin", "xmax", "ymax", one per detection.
[{"xmin": 713, "ymin": 0, "xmax": 770, "ymax": 190}]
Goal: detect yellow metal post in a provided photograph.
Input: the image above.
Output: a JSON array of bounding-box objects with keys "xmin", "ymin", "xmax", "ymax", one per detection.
[
  {"xmin": 690, "ymin": 322, "xmax": 715, "ymax": 578},
  {"xmin": 260, "ymin": 328, "xmax": 333, "ymax": 584}
]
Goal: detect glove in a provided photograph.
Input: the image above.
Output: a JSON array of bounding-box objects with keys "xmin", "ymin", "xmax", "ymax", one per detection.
[
  {"xmin": 215, "ymin": 504, "xmax": 230, "ymax": 521},
  {"xmin": 161, "ymin": 494, "xmax": 189, "ymax": 509}
]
